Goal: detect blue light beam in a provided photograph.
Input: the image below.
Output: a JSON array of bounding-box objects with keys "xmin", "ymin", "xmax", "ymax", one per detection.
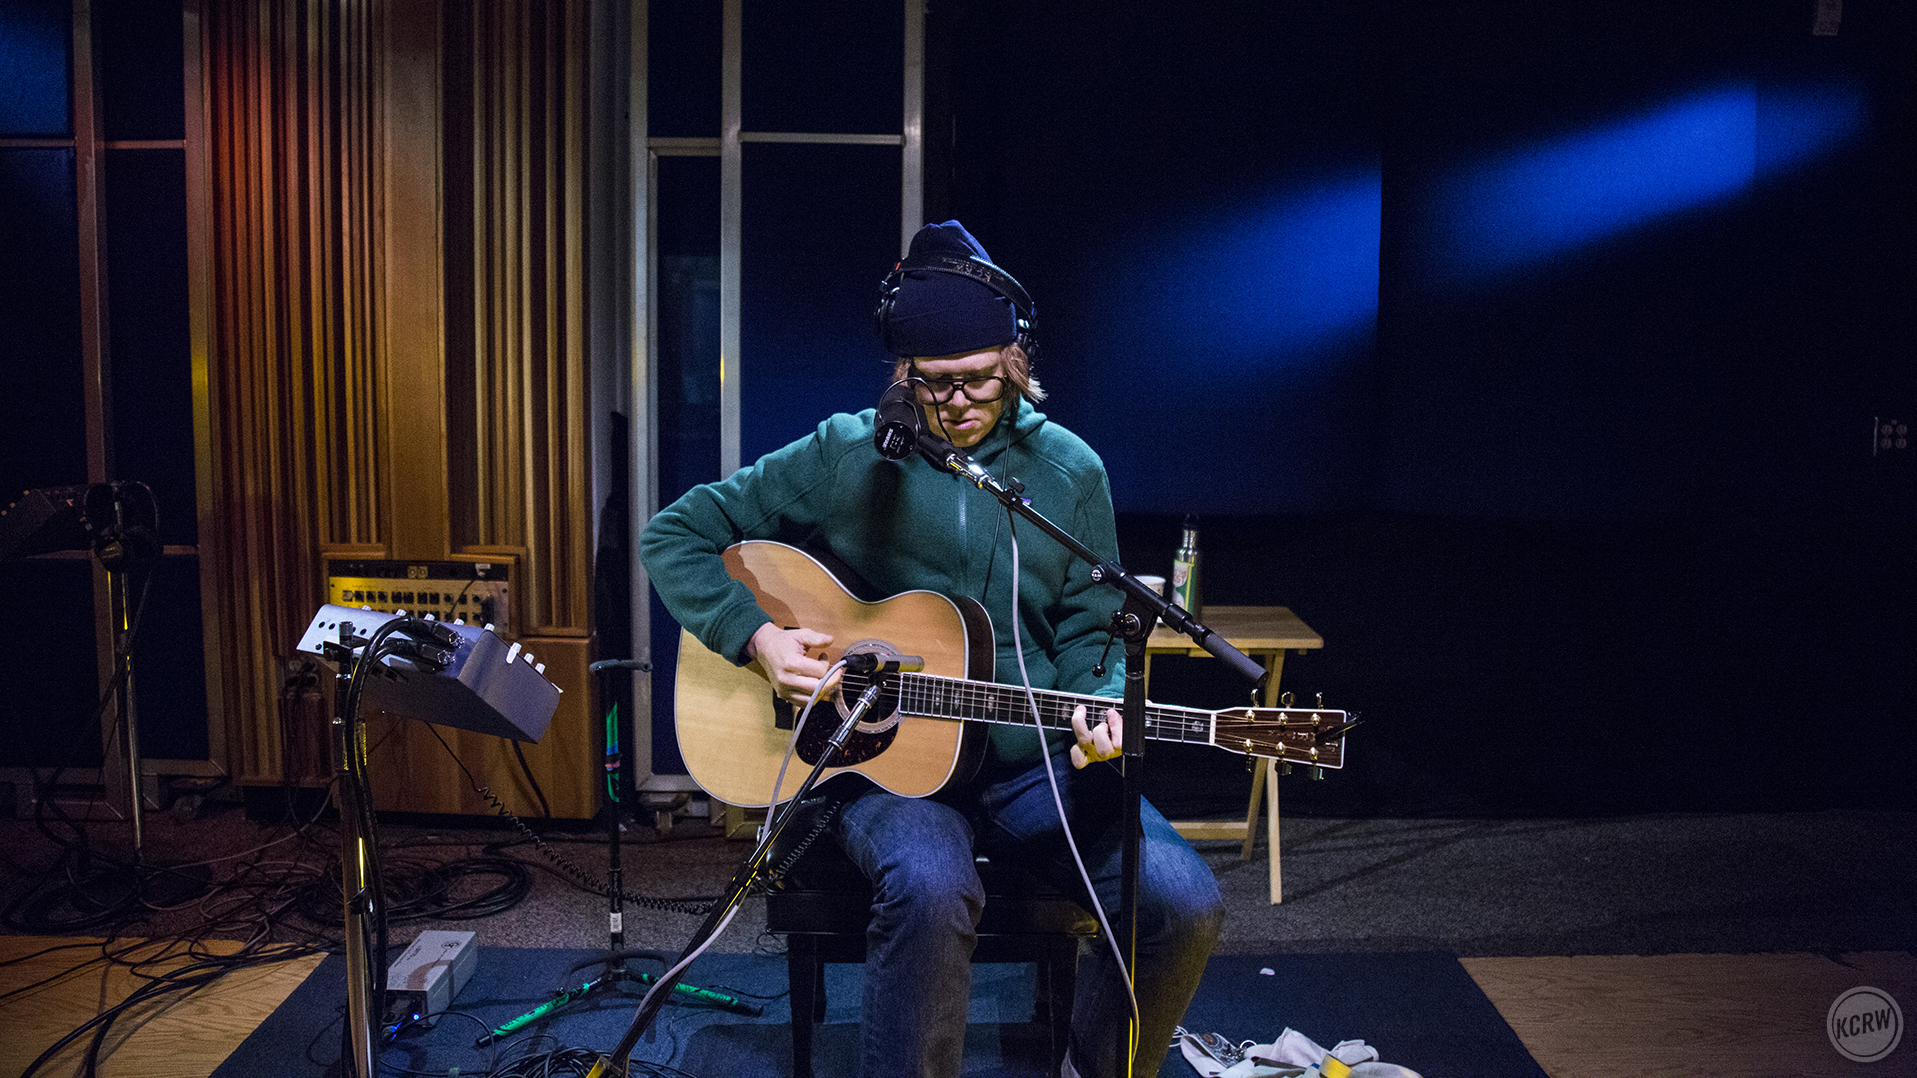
[
  {"xmin": 1107, "ymin": 173, "xmax": 1383, "ymax": 373},
  {"xmin": 1426, "ymin": 80, "xmax": 1868, "ymax": 288}
]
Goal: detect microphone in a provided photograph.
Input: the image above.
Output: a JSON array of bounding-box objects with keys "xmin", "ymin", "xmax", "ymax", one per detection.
[
  {"xmin": 873, "ymin": 380, "xmax": 922, "ymax": 461},
  {"xmin": 914, "ymin": 428, "xmax": 995, "ymax": 489},
  {"xmin": 911, "ymin": 425, "xmax": 958, "ymax": 469},
  {"xmin": 844, "ymin": 651, "xmax": 925, "ymax": 675}
]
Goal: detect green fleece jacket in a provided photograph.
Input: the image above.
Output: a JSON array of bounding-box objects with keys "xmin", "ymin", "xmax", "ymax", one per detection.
[{"xmin": 639, "ymin": 397, "xmax": 1124, "ymax": 773}]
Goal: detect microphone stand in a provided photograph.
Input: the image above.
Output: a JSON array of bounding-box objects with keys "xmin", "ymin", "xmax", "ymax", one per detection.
[
  {"xmin": 474, "ymin": 660, "xmax": 757, "ymax": 1048},
  {"xmin": 912, "ymin": 431, "xmax": 1266, "ymax": 681},
  {"xmin": 910, "ymin": 430, "xmax": 1266, "ymax": 1075},
  {"xmin": 588, "ymin": 663, "xmax": 896, "ymax": 1077}
]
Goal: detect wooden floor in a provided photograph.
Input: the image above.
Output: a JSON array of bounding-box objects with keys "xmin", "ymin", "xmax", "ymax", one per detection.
[
  {"xmin": 1465, "ymin": 952, "xmax": 1917, "ymax": 1078},
  {"xmin": 1, "ymin": 935, "xmax": 325, "ymax": 1078},
  {"xmin": 5, "ymin": 938, "xmax": 1912, "ymax": 1076}
]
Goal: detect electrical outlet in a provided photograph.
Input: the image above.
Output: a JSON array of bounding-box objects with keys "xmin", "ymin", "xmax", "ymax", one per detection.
[{"xmin": 1872, "ymin": 417, "xmax": 1907, "ymax": 456}]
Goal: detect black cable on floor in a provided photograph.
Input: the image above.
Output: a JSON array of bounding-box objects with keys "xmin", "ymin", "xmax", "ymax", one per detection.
[{"xmin": 417, "ymin": 723, "xmax": 716, "ymax": 917}]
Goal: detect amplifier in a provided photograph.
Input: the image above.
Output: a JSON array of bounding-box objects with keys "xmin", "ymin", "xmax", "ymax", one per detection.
[{"xmin": 324, "ymin": 558, "xmax": 514, "ymax": 639}]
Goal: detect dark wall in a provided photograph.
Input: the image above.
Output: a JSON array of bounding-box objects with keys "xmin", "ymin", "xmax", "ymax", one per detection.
[
  {"xmin": 927, "ymin": 0, "xmax": 1915, "ymax": 816},
  {"xmin": 942, "ymin": 1, "xmax": 1385, "ymax": 517},
  {"xmin": 0, "ymin": 0, "xmax": 209, "ymax": 770}
]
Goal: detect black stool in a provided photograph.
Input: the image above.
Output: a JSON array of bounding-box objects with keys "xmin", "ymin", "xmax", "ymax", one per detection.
[{"xmin": 764, "ymin": 844, "xmax": 1099, "ymax": 1078}]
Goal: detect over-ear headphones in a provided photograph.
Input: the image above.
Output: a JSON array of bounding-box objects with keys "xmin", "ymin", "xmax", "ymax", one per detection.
[{"xmin": 874, "ymin": 251, "xmax": 1038, "ymax": 360}]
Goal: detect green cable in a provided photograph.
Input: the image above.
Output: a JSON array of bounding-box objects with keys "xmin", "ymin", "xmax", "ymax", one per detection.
[{"xmin": 605, "ymin": 704, "xmax": 620, "ymax": 803}]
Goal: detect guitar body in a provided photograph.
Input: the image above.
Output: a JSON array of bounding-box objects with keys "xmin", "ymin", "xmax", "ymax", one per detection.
[{"xmin": 673, "ymin": 541, "xmax": 995, "ymax": 807}]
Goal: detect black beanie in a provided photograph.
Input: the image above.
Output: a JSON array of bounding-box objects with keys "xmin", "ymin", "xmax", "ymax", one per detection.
[{"xmin": 881, "ymin": 221, "xmax": 1020, "ymax": 358}]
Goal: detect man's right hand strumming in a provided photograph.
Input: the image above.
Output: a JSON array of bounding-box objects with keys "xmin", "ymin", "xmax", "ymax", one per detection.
[{"xmin": 746, "ymin": 622, "xmax": 835, "ymax": 706}]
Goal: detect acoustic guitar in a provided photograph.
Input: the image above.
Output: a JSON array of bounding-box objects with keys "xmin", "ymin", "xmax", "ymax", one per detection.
[{"xmin": 674, "ymin": 541, "xmax": 1348, "ymax": 807}]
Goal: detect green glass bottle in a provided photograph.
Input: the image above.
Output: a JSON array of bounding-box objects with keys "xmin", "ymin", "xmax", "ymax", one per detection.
[{"xmin": 1171, "ymin": 516, "xmax": 1201, "ymax": 617}]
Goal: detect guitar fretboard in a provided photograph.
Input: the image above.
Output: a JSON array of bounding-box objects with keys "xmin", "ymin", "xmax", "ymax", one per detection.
[{"xmin": 889, "ymin": 672, "xmax": 1220, "ymax": 747}]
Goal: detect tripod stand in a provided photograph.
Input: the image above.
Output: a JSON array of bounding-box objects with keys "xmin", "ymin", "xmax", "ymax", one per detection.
[
  {"xmin": 0, "ymin": 483, "xmax": 212, "ymax": 930},
  {"xmin": 476, "ymin": 658, "xmax": 757, "ymax": 1048},
  {"xmin": 0, "ymin": 483, "xmax": 163, "ymax": 848}
]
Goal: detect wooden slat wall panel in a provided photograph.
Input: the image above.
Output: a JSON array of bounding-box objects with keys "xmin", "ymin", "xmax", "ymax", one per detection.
[
  {"xmin": 466, "ymin": 0, "xmax": 591, "ymax": 636},
  {"xmin": 204, "ymin": 0, "xmax": 385, "ymax": 784},
  {"xmin": 201, "ymin": 0, "xmax": 596, "ymax": 816}
]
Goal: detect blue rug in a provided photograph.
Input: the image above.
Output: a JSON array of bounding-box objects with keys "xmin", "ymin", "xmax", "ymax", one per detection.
[
  {"xmin": 212, "ymin": 947, "xmax": 1543, "ymax": 1077},
  {"xmin": 1175, "ymin": 954, "xmax": 1546, "ymax": 1078}
]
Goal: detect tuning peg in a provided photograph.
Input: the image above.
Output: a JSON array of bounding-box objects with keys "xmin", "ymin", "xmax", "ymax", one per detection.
[
  {"xmin": 1310, "ymin": 766, "xmax": 1325, "ymax": 780},
  {"xmin": 1315, "ymin": 692, "xmax": 1324, "ymax": 708},
  {"xmin": 1280, "ymin": 691, "xmax": 1294, "ymax": 707},
  {"xmin": 1280, "ymin": 762, "xmax": 1292, "ymax": 776}
]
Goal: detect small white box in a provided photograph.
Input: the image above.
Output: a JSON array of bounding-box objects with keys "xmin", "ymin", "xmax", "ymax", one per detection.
[{"xmin": 386, "ymin": 929, "xmax": 477, "ymax": 1022}]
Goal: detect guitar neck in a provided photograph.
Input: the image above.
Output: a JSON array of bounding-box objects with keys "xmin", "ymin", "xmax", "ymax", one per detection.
[{"xmin": 892, "ymin": 672, "xmax": 1218, "ymax": 747}]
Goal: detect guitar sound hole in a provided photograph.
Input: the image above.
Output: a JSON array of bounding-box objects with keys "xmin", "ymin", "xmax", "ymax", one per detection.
[
  {"xmin": 792, "ymin": 669, "xmax": 901, "ymax": 767},
  {"xmin": 835, "ymin": 671, "xmax": 901, "ymax": 730}
]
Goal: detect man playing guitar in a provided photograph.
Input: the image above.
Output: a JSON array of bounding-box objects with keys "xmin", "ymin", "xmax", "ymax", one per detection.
[{"xmin": 639, "ymin": 221, "xmax": 1223, "ymax": 1078}]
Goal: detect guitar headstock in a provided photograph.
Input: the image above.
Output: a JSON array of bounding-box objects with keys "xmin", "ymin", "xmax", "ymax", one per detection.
[{"xmin": 1211, "ymin": 707, "xmax": 1353, "ymax": 769}]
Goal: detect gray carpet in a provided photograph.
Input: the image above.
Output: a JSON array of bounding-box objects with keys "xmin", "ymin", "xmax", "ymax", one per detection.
[
  {"xmin": 347, "ymin": 808, "xmax": 1915, "ymax": 959},
  {"xmin": 4, "ymin": 805, "xmax": 1911, "ymax": 958}
]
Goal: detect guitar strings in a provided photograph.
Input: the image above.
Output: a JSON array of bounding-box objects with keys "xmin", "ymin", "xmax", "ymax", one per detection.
[
  {"xmin": 890, "ymin": 675, "xmax": 1214, "ymax": 738},
  {"xmin": 889, "ymin": 672, "xmax": 1320, "ymax": 746}
]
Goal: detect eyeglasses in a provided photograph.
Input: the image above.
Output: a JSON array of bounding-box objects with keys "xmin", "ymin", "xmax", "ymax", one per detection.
[{"xmin": 911, "ymin": 371, "xmax": 1006, "ymax": 404}]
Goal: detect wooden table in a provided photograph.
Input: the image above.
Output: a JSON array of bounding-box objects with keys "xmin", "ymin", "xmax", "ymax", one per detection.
[{"xmin": 1142, "ymin": 605, "xmax": 1323, "ymax": 903}]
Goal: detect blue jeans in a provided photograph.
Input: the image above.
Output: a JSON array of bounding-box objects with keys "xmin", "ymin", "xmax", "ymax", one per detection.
[{"xmin": 832, "ymin": 751, "xmax": 1225, "ymax": 1078}]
